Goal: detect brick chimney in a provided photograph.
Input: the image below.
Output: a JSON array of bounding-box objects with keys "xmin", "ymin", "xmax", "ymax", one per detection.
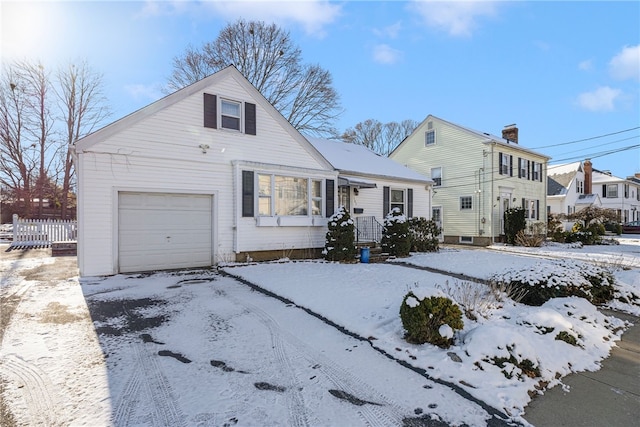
[
  {"xmin": 502, "ymin": 124, "xmax": 518, "ymax": 143},
  {"xmin": 584, "ymin": 159, "xmax": 592, "ymax": 194}
]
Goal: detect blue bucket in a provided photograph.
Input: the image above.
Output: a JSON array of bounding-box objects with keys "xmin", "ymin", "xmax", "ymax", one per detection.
[{"xmin": 360, "ymin": 247, "xmax": 370, "ymax": 263}]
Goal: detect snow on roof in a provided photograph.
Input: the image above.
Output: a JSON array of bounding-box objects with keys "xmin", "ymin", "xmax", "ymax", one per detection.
[
  {"xmin": 547, "ymin": 161, "xmax": 582, "ymax": 177},
  {"xmin": 307, "ymin": 137, "xmax": 431, "ymax": 183},
  {"xmin": 592, "ymin": 169, "xmax": 626, "ymax": 183}
]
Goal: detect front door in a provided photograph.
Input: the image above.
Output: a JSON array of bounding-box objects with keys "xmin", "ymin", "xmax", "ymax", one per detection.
[{"xmin": 338, "ymin": 186, "xmax": 350, "ymax": 213}]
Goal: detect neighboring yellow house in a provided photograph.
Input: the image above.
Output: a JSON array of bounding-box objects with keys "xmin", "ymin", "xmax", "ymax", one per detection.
[{"xmin": 390, "ymin": 115, "xmax": 550, "ymax": 246}]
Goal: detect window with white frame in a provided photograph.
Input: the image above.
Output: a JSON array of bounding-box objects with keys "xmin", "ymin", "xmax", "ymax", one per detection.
[
  {"xmin": 533, "ymin": 162, "xmax": 541, "ymax": 181},
  {"xmin": 425, "ymin": 129, "xmax": 436, "ymax": 146},
  {"xmin": 431, "ymin": 167, "xmax": 442, "ymax": 186},
  {"xmin": 390, "ymin": 189, "xmax": 405, "ymax": 213},
  {"xmin": 624, "ymin": 184, "xmax": 629, "ymax": 198},
  {"xmin": 275, "ymin": 176, "xmax": 308, "ymax": 215},
  {"xmin": 524, "ymin": 199, "xmax": 538, "ymax": 219},
  {"xmin": 258, "ymin": 174, "xmax": 272, "ymax": 215},
  {"xmin": 499, "ymin": 153, "xmax": 511, "ymax": 175},
  {"xmin": 519, "ymin": 158, "xmax": 527, "ymax": 178},
  {"xmin": 221, "ymin": 99, "xmax": 241, "ymax": 130},
  {"xmin": 576, "ymin": 179, "xmax": 584, "ymax": 194},
  {"xmin": 311, "ymin": 180, "xmax": 322, "ymax": 216},
  {"xmin": 603, "ymin": 184, "xmax": 618, "ymax": 198},
  {"xmin": 460, "ymin": 196, "xmax": 472, "ymax": 210}
]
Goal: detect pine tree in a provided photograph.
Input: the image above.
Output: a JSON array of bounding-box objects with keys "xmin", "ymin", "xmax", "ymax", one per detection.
[{"xmin": 323, "ymin": 206, "xmax": 357, "ymax": 262}]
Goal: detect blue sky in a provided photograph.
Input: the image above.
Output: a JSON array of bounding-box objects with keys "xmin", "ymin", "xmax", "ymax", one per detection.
[{"xmin": 2, "ymin": 0, "xmax": 639, "ymax": 177}]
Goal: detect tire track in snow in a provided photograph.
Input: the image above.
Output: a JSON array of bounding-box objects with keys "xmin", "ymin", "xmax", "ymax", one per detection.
[
  {"xmin": 0, "ymin": 354, "xmax": 60, "ymax": 426},
  {"xmin": 227, "ymin": 293, "xmax": 406, "ymax": 427},
  {"xmin": 111, "ymin": 363, "xmax": 143, "ymax": 426}
]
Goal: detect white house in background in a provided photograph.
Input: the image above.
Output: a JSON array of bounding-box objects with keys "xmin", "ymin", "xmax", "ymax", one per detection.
[
  {"xmin": 73, "ymin": 65, "xmax": 340, "ymax": 276},
  {"xmin": 593, "ymin": 168, "xmax": 640, "ymax": 223},
  {"xmin": 547, "ymin": 160, "xmax": 602, "ymax": 216},
  {"xmin": 390, "ymin": 115, "xmax": 549, "ymax": 246},
  {"xmin": 308, "ymin": 137, "xmax": 433, "ymax": 243}
]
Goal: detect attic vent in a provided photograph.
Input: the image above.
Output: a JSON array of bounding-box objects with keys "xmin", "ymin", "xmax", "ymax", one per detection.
[{"xmin": 427, "ymin": 121, "xmax": 433, "ymax": 130}]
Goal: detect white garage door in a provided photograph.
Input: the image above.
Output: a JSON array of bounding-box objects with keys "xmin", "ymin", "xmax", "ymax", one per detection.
[{"xmin": 118, "ymin": 192, "xmax": 213, "ymax": 273}]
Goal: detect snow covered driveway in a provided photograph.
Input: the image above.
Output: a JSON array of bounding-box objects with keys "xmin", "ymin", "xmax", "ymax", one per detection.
[{"xmin": 1, "ymin": 259, "xmax": 495, "ymax": 427}]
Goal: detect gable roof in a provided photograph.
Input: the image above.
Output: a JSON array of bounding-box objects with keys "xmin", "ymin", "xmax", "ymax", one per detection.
[
  {"xmin": 74, "ymin": 65, "xmax": 333, "ymax": 170},
  {"xmin": 391, "ymin": 114, "xmax": 550, "ymax": 160},
  {"xmin": 307, "ymin": 137, "xmax": 432, "ymax": 184},
  {"xmin": 547, "ymin": 176, "xmax": 567, "ymax": 196}
]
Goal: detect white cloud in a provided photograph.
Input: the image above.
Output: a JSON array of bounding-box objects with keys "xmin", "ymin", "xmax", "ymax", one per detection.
[
  {"xmin": 576, "ymin": 86, "xmax": 622, "ymax": 112},
  {"xmin": 608, "ymin": 44, "xmax": 640, "ymax": 81},
  {"xmin": 204, "ymin": 0, "xmax": 342, "ymax": 37},
  {"xmin": 408, "ymin": 0, "xmax": 498, "ymax": 37},
  {"xmin": 373, "ymin": 21, "xmax": 403, "ymax": 39},
  {"xmin": 578, "ymin": 59, "xmax": 593, "ymax": 72},
  {"xmin": 372, "ymin": 44, "xmax": 403, "ymax": 65}
]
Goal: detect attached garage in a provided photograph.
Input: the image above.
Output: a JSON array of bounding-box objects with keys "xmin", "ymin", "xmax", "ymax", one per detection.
[{"xmin": 118, "ymin": 192, "xmax": 213, "ymax": 273}]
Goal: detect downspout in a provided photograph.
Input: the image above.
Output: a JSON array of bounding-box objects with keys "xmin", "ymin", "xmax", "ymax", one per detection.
[
  {"xmin": 490, "ymin": 143, "xmax": 495, "ymax": 244},
  {"xmin": 232, "ymin": 160, "xmax": 239, "ymax": 256}
]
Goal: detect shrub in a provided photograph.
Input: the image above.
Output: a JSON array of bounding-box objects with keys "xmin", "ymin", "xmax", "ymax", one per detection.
[
  {"xmin": 400, "ymin": 292, "xmax": 464, "ymax": 348},
  {"xmin": 515, "ymin": 230, "xmax": 544, "ymax": 247},
  {"xmin": 555, "ymin": 331, "xmax": 578, "ymax": 346},
  {"xmin": 323, "ymin": 206, "xmax": 357, "ymax": 262},
  {"xmin": 504, "ymin": 207, "xmax": 526, "ymax": 245},
  {"xmin": 490, "ymin": 259, "xmax": 615, "ymax": 306},
  {"xmin": 381, "ymin": 208, "xmax": 411, "ymax": 257},
  {"xmin": 408, "ymin": 217, "xmax": 441, "ymax": 252}
]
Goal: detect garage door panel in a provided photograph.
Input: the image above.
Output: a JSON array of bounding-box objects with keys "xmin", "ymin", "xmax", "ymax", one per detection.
[{"xmin": 118, "ymin": 192, "xmax": 213, "ymax": 273}]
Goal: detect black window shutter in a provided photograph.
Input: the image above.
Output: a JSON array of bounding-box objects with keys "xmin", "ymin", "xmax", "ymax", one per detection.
[
  {"xmin": 204, "ymin": 93, "xmax": 217, "ymax": 129},
  {"xmin": 244, "ymin": 102, "xmax": 256, "ymax": 135},
  {"xmin": 325, "ymin": 179, "xmax": 335, "ymax": 217},
  {"xmin": 522, "ymin": 198, "xmax": 525, "ymax": 209},
  {"xmin": 518, "ymin": 158, "xmax": 522, "ymax": 178},
  {"xmin": 527, "ymin": 160, "xmax": 531, "ymax": 180},
  {"xmin": 242, "ymin": 171, "xmax": 254, "ymax": 217},
  {"xmin": 602, "ymin": 185, "xmax": 607, "ymax": 198},
  {"xmin": 407, "ymin": 188, "xmax": 413, "ymax": 218},
  {"xmin": 383, "ymin": 186, "xmax": 390, "ymax": 216},
  {"xmin": 539, "ymin": 163, "xmax": 543, "ymax": 182},
  {"xmin": 536, "ymin": 200, "xmax": 540, "ymax": 220},
  {"xmin": 509, "ymin": 155, "xmax": 513, "ymax": 177},
  {"xmin": 498, "ymin": 153, "xmax": 503, "ymax": 175}
]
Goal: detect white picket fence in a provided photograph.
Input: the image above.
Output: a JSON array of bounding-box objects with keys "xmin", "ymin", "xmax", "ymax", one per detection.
[{"xmin": 9, "ymin": 214, "xmax": 77, "ymax": 249}]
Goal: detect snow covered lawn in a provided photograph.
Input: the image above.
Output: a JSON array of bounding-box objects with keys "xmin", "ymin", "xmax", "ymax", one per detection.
[
  {"xmin": 222, "ymin": 239, "xmax": 640, "ymax": 419},
  {"xmin": 0, "ymin": 237, "xmax": 638, "ymax": 426}
]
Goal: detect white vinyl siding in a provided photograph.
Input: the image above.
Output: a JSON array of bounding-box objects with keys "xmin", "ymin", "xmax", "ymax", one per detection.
[{"xmin": 75, "ymin": 70, "xmax": 335, "ymax": 276}]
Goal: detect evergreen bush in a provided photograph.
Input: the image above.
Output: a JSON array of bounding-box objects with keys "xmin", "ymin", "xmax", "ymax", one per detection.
[
  {"xmin": 381, "ymin": 208, "xmax": 411, "ymax": 257},
  {"xmin": 399, "ymin": 292, "xmax": 464, "ymax": 348},
  {"xmin": 504, "ymin": 207, "xmax": 526, "ymax": 245},
  {"xmin": 490, "ymin": 259, "xmax": 615, "ymax": 306},
  {"xmin": 408, "ymin": 217, "xmax": 441, "ymax": 252},
  {"xmin": 323, "ymin": 206, "xmax": 357, "ymax": 262}
]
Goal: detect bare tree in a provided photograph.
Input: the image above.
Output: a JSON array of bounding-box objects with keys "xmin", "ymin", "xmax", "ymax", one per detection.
[
  {"xmin": 0, "ymin": 63, "xmax": 39, "ymax": 217},
  {"xmin": 341, "ymin": 119, "xmax": 418, "ymax": 155},
  {"xmin": 167, "ymin": 19, "xmax": 342, "ymax": 137},
  {"xmin": 55, "ymin": 61, "xmax": 110, "ymax": 219}
]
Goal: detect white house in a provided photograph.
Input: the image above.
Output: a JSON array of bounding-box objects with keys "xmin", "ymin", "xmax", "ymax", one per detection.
[
  {"xmin": 547, "ymin": 160, "xmax": 599, "ymax": 216},
  {"xmin": 308, "ymin": 137, "xmax": 433, "ymax": 242},
  {"xmin": 73, "ymin": 66, "xmax": 434, "ymax": 277},
  {"xmin": 593, "ymin": 168, "xmax": 640, "ymax": 224},
  {"xmin": 390, "ymin": 115, "xmax": 550, "ymax": 245}
]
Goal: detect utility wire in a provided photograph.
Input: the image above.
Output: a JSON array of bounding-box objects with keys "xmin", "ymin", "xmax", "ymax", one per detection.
[{"xmin": 530, "ymin": 126, "xmax": 640, "ymax": 149}]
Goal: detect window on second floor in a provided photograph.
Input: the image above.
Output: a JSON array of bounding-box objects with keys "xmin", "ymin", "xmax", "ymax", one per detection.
[
  {"xmin": 532, "ymin": 162, "xmax": 541, "ymax": 181},
  {"xmin": 603, "ymin": 184, "xmax": 618, "ymax": 198},
  {"xmin": 460, "ymin": 196, "xmax": 472, "ymax": 210},
  {"xmin": 624, "ymin": 184, "xmax": 629, "ymax": 199},
  {"xmin": 576, "ymin": 179, "xmax": 584, "ymax": 194},
  {"xmin": 499, "ymin": 153, "xmax": 512, "ymax": 176},
  {"xmin": 431, "ymin": 167, "xmax": 442, "ymax": 186},
  {"xmin": 602, "ymin": 184, "xmax": 618, "ymax": 199},
  {"xmin": 519, "ymin": 158, "xmax": 528, "ymax": 179}
]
